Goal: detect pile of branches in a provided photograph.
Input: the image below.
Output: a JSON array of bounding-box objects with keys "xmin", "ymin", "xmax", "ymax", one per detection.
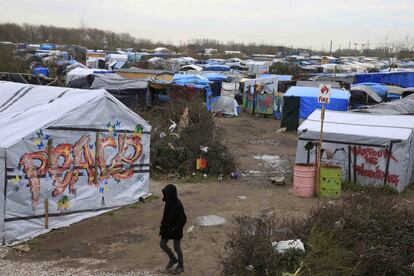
[
  {"xmin": 220, "ymin": 191, "xmax": 414, "ymax": 275},
  {"xmin": 140, "ymin": 98, "xmax": 235, "ymax": 177}
]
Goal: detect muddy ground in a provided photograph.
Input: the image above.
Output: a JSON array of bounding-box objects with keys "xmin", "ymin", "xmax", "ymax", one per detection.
[{"xmin": 3, "ymin": 114, "xmax": 319, "ymax": 275}]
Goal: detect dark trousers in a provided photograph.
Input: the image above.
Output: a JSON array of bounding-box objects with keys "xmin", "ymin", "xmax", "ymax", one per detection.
[{"xmin": 160, "ymin": 239, "xmax": 183, "ymax": 267}]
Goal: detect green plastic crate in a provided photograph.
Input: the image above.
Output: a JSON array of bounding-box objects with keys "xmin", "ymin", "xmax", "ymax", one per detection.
[{"xmin": 320, "ymin": 166, "xmax": 341, "ymax": 199}]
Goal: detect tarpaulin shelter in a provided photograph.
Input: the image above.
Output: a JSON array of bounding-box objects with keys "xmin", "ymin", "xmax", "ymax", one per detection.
[
  {"xmin": 284, "ymin": 86, "xmax": 350, "ymax": 119},
  {"xmin": 172, "ymin": 74, "xmax": 213, "ymax": 110},
  {"xmin": 67, "ymin": 69, "xmax": 148, "ymax": 109},
  {"xmin": 350, "ymin": 84, "xmax": 384, "ymax": 109},
  {"xmin": 242, "ymin": 76, "xmax": 279, "ymax": 116},
  {"xmin": 296, "ymin": 110, "xmax": 414, "ymax": 192},
  {"xmin": 0, "ymin": 81, "xmax": 151, "ymax": 244},
  {"xmin": 354, "ymin": 71, "xmax": 414, "ymax": 88},
  {"xmin": 203, "ymin": 65, "xmax": 231, "ymax": 72},
  {"xmin": 353, "ymin": 94, "xmax": 414, "ymax": 115}
]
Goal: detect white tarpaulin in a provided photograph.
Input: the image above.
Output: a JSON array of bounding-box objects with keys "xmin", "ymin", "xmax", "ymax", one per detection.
[
  {"xmin": 0, "ymin": 81, "xmax": 151, "ymax": 244},
  {"xmin": 221, "ymin": 82, "xmax": 239, "ymax": 98},
  {"xmin": 296, "ymin": 110, "xmax": 414, "ymax": 192}
]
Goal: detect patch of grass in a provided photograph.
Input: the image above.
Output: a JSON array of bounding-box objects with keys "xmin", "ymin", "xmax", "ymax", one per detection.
[{"xmin": 342, "ymin": 181, "xmax": 398, "ymax": 195}]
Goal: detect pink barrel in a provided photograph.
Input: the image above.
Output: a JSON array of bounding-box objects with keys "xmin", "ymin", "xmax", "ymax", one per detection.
[{"xmin": 293, "ymin": 164, "xmax": 316, "ymax": 197}]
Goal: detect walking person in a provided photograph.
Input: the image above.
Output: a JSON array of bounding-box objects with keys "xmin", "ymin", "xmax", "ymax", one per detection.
[{"xmin": 159, "ymin": 184, "xmax": 187, "ymax": 273}]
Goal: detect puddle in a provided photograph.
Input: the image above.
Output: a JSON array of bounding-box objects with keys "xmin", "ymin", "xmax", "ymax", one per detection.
[
  {"xmin": 249, "ymin": 139, "xmax": 280, "ymax": 145},
  {"xmin": 253, "ymin": 154, "xmax": 287, "ymax": 171}
]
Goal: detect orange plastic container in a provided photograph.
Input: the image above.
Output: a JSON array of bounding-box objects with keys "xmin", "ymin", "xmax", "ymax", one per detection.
[{"xmin": 293, "ymin": 164, "xmax": 316, "ymax": 198}]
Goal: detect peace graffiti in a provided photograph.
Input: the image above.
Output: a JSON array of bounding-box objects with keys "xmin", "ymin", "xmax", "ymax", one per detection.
[{"xmin": 19, "ymin": 133, "xmax": 143, "ymax": 209}]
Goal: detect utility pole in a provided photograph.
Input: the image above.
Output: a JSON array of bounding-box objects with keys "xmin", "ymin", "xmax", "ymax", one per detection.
[{"xmin": 330, "ymin": 40, "xmax": 333, "ymax": 55}]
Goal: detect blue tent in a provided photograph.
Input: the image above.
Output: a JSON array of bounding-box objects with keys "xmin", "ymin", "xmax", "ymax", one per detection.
[
  {"xmin": 285, "ymin": 86, "xmax": 350, "ymax": 119},
  {"xmin": 355, "ymin": 72, "xmax": 414, "ymax": 88}
]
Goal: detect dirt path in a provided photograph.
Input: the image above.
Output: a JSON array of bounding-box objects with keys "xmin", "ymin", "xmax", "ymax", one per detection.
[{"xmin": 4, "ymin": 114, "xmax": 317, "ymax": 275}]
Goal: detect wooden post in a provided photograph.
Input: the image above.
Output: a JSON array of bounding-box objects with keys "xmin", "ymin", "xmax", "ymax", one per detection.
[
  {"xmin": 94, "ymin": 132, "xmax": 99, "ymax": 185},
  {"xmin": 44, "ymin": 198, "xmax": 49, "ymax": 229},
  {"xmin": 45, "ymin": 139, "xmax": 52, "ymax": 229},
  {"xmin": 316, "ymin": 104, "xmax": 326, "ymax": 196}
]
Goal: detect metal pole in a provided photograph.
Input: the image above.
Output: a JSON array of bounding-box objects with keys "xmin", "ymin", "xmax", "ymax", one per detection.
[
  {"xmin": 316, "ymin": 104, "xmax": 326, "ymax": 196},
  {"xmin": 383, "ymin": 141, "xmax": 395, "ymax": 186}
]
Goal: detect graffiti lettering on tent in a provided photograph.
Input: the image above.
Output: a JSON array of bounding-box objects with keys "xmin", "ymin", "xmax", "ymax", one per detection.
[
  {"xmin": 352, "ymin": 146, "xmax": 400, "ymax": 186},
  {"xmin": 18, "ymin": 133, "xmax": 143, "ymax": 210}
]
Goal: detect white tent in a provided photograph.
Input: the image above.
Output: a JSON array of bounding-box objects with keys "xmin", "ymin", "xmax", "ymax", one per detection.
[
  {"xmin": 0, "ymin": 81, "xmax": 151, "ymax": 244},
  {"xmin": 296, "ymin": 110, "xmax": 414, "ymax": 192}
]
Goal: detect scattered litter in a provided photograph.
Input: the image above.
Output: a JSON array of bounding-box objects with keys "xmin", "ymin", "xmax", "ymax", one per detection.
[
  {"xmin": 187, "ymin": 225, "xmax": 195, "ymax": 234},
  {"xmin": 242, "ymin": 170, "xmax": 261, "ymax": 176},
  {"xmin": 14, "ymin": 244, "xmax": 31, "ymax": 253},
  {"xmin": 230, "ymin": 170, "xmax": 241, "ymax": 179},
  {"xmin": 197, "ymin": 215, "xmax": 227, "ymax": 226},
  {"xmin": 218, "ymin": 174, "xmax": 224, "ymax": 181},
  {"xmin": 277, "ymin": 127, "xmax": 287, "ymax": 133},
  {"xmin": 159, "ymin": 132, "xmax": 166, "ymax": 138},
  {"xmin": 168, "ymin": 120, "xmax": 177, "ymax": 132},
  {"xmin": 272, "ymin": 239, "xmax": 305, "ymax": 254},
  {"xmin": 253, "ymin": 154, "xmax": 286, "ymax": 169},
  {"xmin": 238, "ymin": 196, "xmax": 247, "ymax": 200},
  {"xmin": 268, "ymin": 176, "xmax": 286, "ymax": 186},
  {"xmin": 202, "ymin": 173, "xmax": 208, "ymax": 178},
  {"xmin": 248, "ymin": 139, "xmax": 280, "ymax": 145},
  {"xmin": 334, "ymin": 217, "xmax": 345, "ymax": 229},
  {"xmin": 246, "ymin": 265, "xmax": 254, "ymax": 271},
  {"xmin": 200, "ymin": 145, "xmax": 209, "ymax": 153}
]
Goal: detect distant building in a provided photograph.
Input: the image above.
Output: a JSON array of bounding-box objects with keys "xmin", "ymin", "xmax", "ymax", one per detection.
[
  {"xmin": 225, "ymin": 50, "xmax": 242, "ymax": 55},
  {"xmin": 204, "ymin": 48, "xmax": 218, "ymax": 55}
]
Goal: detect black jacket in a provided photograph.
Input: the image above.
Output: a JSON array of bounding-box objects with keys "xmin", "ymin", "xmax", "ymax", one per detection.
[{"xmin": 160, "ymin": 184, "xmax": 187, "ymax": 240}]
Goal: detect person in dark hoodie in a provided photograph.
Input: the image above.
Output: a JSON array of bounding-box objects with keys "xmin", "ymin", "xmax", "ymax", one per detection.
[{"xmin": 159, "ymin": 184, "xmax": 187, "ymax": 273}]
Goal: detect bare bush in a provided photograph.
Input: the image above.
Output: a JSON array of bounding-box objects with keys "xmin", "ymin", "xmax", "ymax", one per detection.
[
  {"xmin": 220, "ymin": 191, "xmax": 414, "ymax": 276},
  {"xmin": 140, "ymin": 98, "xmax": 235, "ymax": 177}
]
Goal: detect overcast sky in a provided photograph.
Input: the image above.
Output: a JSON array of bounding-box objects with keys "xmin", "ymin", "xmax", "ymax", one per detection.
[{"xmin": 1, "ymin": 0, "xmax": 413, "ymax": 49}]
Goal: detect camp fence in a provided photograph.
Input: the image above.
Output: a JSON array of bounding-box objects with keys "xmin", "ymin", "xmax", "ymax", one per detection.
[{"xmin": 0, "ymin": 81, "xmax": 151, "ymax": 244}]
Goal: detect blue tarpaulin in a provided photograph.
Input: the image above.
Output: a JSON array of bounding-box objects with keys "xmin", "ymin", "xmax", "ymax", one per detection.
[
  {"xmin": 33, "ymin": 67, "xmax": 49, "ymax": 77},
  {"xmin": 203, "ymin": 65, "xmax": 231, "ymax": 71},
  {"xmin": 173, "ymin": 74, "xmax": 213, "ymax": 111},
  {"xmin": 352, "ymin": 82, "xmax": 388, "ymax": 98},
  {"xmin": 285, "ymin": 86, "xmax": 349, "ymax": 119},
  {"xmin": 355, "ymin": 72, "xmax": 414, "ymax": 88}
]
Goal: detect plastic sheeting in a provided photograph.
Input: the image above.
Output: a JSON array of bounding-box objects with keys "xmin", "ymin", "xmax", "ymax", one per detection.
[
  {"xmin": 66, "ymin": 68, "xmax": 114, "ymax": 85},
  {"xmin": 90, "ymin": 73, "xmax": 147, "ymax": 91},
  {"xmin": 355, "ymin": 72, "xmax": 414, "ymax": 88},
  {"xmin": 210, "ymin": 96, "xmax": 239, "ymax": 117},
  {"xmin": 0, "ymin": 82, "xmax": 151, "ymax": 244},
  {"xmin": 353, "ymin": 94, "xmax": 414, "ymax": 115}
]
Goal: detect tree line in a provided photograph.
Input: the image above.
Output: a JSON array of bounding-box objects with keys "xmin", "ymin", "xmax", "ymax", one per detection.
[{"xmin": 0, "ymin": 23, "xmax": 292, "ymax": 55}]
